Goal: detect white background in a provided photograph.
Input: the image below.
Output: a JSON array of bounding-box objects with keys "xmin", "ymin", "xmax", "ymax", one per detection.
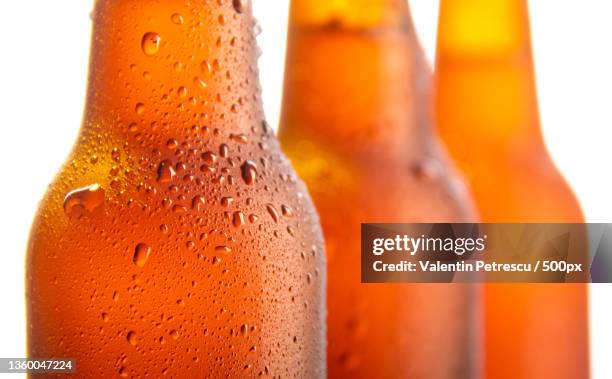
[{"xmin": 0, "ymin": 0, "xmax": 610, "ymax": 376}]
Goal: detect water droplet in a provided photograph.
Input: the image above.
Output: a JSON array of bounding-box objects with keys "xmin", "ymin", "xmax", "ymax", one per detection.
[
  {"xmin": 142, "ymin": 32, "xmax": 161, "ymax": 56},
  {"xmin": 232, "ymin": 211, "xmax": 245, "ymax": 228},
  {"xmin": 411, "ymin": 160, "xmax": 442, "ymax": 181},
  {"xmin": 101, "ymin": 312, "xmax": 109, "ymax": 322},
  {"xmin": 127, "ymin": 331, "xmax": 138, "ymax": 346},
  {"xmin": 133, "ymin": 243, "xmax": 151, "ymax": 268},
  {"xmin": 193, "ymin": 76, "xmax": 207, "ymax": 89},
  {"xmin": 192, "ymin": 196, "xmax": 206, "ymax": 211},
  {"xmin": 201, "ymin": 151, "xmax": 218, "ymax": 165},
  {"xmin": 241, "ymin": 161, "xmax": 257, "ymax": 185},
  {"xmin": 157, "ymin": 160, "xmax": 176, "ymax": 183},
  {"xmin": 172, "ymin": 205, "xmax": 188, "ymax": 214},
  {"xmin": 219, "ymin": 144, "xmax": 229, "ymax": 158},
  {"xmin": 253, "ymin": 20, "xmax": 262, "ymax": 36},
  {"xmin": 171, "ymin": 13, "xmax": 184, "ymax": 25},
  {"xmin": 230, "ymin": 134, "xmax": 248, "ymax": 144},
  {"xmin": 266, "ymin": 204, "xmax": 279, "ymax": 223},
  {"xmin": 135, "ymin": 103, "xmax": 145, "ymax": 115},
  {"xmin": 233, "ymin": 0, "xmax": 248, "ymax": 13},
  {"xmin": 215, "ymin": 246, "xmax": 232, "ymax": 253},
  {"xmin": 166, "ymin": 139, "xmax": 178, "ymax": 150},
  {"xmin": 201, "ymin": 60, "xmax": 213, "ymax": 76},
  {"xmin": 281, "ymin": 205, "xmax": 294, "ymax": 217},
  {"xmin": 221, "ymin": 197, "xmax": 234, "ymax": 207},
  {"xmin": 111, "ymin": 147, "xmax": 120, "ymax": 162},
  {"xmin": 63, "ymin": 184, "xmax": 105, "ymax": 218},
  {"xmin": 170, "ymin": 330, "xmax": 180, "ymax": 340}
]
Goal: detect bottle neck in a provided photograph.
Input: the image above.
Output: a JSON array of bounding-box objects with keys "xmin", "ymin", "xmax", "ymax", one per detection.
[
  {"xmin": 289, "ymin": 0, "xmax": 411, "ymax": 29},
  {"xmin": 83, "ymin": 0, "xmax": 262, "ymax": 138},
  {"xmin": 281, "ymin": 0, "xmax": 432, "ymax": 151},
  {"xmin": 435, "ymin": 0, "xmax": 543, "ymax": 146}
]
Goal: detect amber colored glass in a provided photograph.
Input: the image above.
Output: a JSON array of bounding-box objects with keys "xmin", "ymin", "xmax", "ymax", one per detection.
[
  {"xmin": 280, "ymin": 0, "xmax": 478, "ymax": 377},
  {"xmin": 435, "ymin": 0, "xmax": 589, "ymax": 378},
  {"xmin": 26, "ymin": 1, "xmax": 325, "ymax": 377}
]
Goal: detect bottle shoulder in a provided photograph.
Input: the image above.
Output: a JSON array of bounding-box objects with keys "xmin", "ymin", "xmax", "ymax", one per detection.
[{"xmin": 28, "ymin": 131, "xmax": 326, "ymax": 260}]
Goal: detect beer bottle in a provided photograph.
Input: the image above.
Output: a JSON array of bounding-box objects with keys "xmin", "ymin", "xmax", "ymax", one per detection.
[
  {"xmin": 280, "ymin": 0, "xmax": 478, "ymax": 377},
  {"xmin": 26, "ymin": 1, "xmax": 326, "ymax": 377},
  {"xmin": 435, "ymin": 0, "xmax": 589, "ymax": 377}
]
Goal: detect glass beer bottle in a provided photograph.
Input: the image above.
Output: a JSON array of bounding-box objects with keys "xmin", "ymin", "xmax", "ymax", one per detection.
[
  {"xmin": 279, "ymin": 0, "xmax": 478, "ymax": 377},
  {"xmin": 26, "ymin": 0, "xmax": 325, "ymax": 377},
  {"xmin": 435, "ymin": 0, "xmax": 589, "ymax": 378}
]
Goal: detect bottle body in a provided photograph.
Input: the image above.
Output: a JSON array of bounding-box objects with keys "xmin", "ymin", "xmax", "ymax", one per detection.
[
  {"xmin": 280, "ymin": 1, "xmax": 478, "ymax": 377},
  {"xmin": 26, "ymin": 1, "xmax": 326, "ymax": 377},
  {"xmin": 435, "ymin": 1, "xmax": 589, "ymax": 378}
]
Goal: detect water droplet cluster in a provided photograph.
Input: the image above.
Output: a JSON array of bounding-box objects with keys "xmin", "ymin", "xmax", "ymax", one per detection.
[{"xmin": 27, "ymin": 1, "xmax": 325, "ymax": 377}]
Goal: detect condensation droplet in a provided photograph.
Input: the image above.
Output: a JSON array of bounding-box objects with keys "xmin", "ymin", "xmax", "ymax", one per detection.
[
  {"xmin": 160, "ymin": 224, "xmax": 169, "ymax": 234},
  {"xmin": 166, "ymin": 139, "xmax": 178, "ymax": 150},
  {"xmin": 232, "ymin": 211, "xmax": 245, "ymax": 228},
  {"xmin": 171, "ymin": 13, "xmax": 184, "ymax": 25},
  {"xmin": 119, "ymin": 367, "xmax": 128, "ymax": 378},
  {"xmin": 135, "ymin": 103, "xmax": 145, "ymax": 115},
  {"xmin": 230, "ymin": 134, "xmax": 248, "ymax": 144},
  {"xmin": 411, "ymin": 160, "xmax": 442, "ymax": 181},
  {"xmin": 133, "ymin": 243, "xmax": 151, "ymax": 268},
  {"xmin": 266, "ymin": 204, "xmax": 279, "ymax": 223},
  {"xmin": 241, "ymin": 161, "xmax": 257, "ymax": 185},
  {"xmin": 201, "ymin": 60, "xmax": 213, "ymax": 76},
  {"xmin": 221, "ymin": 197, "xmax": 234, "ymax": 207},
  {"xmin": 192, "ymin": 196, "xmax": 206, "ymax": 211},
  {"xmin": 127, "ymin": 331, "xmax": 138, "ymax": 346},
  {"xmin": 201, "ymin": 151, "xmax": 218, "ymax": 165},
  {"xmin": 233, "ymin": 0, "xmax": 249, "ymax": 13},
  {"xmin": 281, "ymin": 205, "xmax": 294, "ymax": 217},
  {"xmin": 157, "ymin": 160, "xmax": 176, "ymax": 183},
  {"xmin": 193, "ymin": 76, "xmax": 207, "ymax": 89},
  {"xmin": 63, "ymin": 184, "xmax": 105, "ymax": 218},
  {"xmin": 219, "ymin": 144, "xmax": 229, "ymax": 158},
  {"xmin": 141, "ymin": 32, "xmax": 161, "ymax": 56}
]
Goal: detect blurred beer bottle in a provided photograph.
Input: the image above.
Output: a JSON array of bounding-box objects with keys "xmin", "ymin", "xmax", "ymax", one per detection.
[
  {"xmin": 435, "ymin": 0, "xmax": 589, "ymax": 378},
  {"xmin": 26, "ymin": 0, "xmax": 325, "ymax": 377},
  {"xmin": 280, "ymin": 0, "xmax": 478, "ymax": 377}
]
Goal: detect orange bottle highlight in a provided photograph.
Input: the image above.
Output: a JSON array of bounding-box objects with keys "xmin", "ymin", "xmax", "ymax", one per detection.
[
  {"xmin": 435, "ymin": 0, "xmax": 589, "ymax": 378},
  {"xmin": 26, "ymin": 1, "xmax": 326, "ymax": 377},
  {"xmin": 280, "ymin": 0, "xmax": 478, "ymax": 377}
]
